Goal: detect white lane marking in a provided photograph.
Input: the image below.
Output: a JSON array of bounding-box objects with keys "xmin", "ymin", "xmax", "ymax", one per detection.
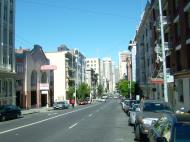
[
  {"xmin": 48, "ymin": 112, "xmax": 58, "ymax": 116},
  {"xmin": 68, "ymin": 122, "xmax": 78, "ymax": 129},
  {"xmin": 88, "ymin": 113, "xmax": 93, "ymax": 117},
  {"xmin": 0, "ymin": 104, "xmax": 99, "ymax": 135}
]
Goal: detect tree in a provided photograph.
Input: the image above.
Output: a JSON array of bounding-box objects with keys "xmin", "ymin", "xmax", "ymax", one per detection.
[
  {"xmin": 77, "ymin": 83, "xmax": 91, "ymax": 100},
  {"xmin": 117, "ymin": 79, "xmax": 136, "ymax": 98},
  {"xmin": 66, "ymin": 87, "xmax": 75, "ymax": 100},
  {"xmin": 97, "ymin": 84, "xmax": 104, "ymax": 97},
  {"xmin": 118, "ymin": 79, "xmax": 130, "ymax": 98}
]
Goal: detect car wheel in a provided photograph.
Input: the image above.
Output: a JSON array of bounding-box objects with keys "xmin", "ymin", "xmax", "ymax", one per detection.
[
  {"xmin": 1, "ymin": 116, "xmax": 6, "ymax": 121},
  {"xmin": 16, "ymin": 113, "xmax": 20, "ymax": 118},
  {"xmin": 135, "ymin": 124, "xmax": 142, "ymax": 141}
]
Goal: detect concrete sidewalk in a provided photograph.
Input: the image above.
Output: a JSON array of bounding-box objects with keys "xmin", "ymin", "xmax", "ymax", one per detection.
[{"xmin": 22, "ymin": 107, "xmax": 53, "ymax": 115}]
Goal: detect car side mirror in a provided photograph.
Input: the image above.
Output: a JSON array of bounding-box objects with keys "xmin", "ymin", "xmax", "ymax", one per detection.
[
  {"xmin": 156, "ymin": 137, "xmax": 167, "ymax": 142},
  {"xmin": 135, "ymin": 108, "xmax": 140, "ymax": 112}
]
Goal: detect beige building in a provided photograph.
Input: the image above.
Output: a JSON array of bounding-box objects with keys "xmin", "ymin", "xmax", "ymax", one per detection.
[
  {"xmin": 15, "ymin": 45, "xmax": 52, "ymax": 109},
  {"xmin": 0, "ymin": 0, "xmax": 16, "ymax": 105},
  {"xmin": 118, "ymin": 51, "xmax": 131, "ymax": 80}
]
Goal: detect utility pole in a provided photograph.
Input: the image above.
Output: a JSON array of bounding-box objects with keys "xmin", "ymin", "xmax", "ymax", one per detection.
[
  {"xmin": 74, "ymin": 49, "xmax": 79, "ymax": 106},
  {"xmin": 158, "ymin": 0, "xmax": 168, "ymax": 102}
]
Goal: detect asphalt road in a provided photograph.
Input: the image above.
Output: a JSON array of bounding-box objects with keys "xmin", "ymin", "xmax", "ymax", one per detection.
[{"xmin": 0, "ymin": 99, "xmax": 135, "ymax": 142}]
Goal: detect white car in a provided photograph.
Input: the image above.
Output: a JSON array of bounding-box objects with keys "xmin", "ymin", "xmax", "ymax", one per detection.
[{"xmin": 128, "ymin": 104, "xmax": 140, "ymax": 125}]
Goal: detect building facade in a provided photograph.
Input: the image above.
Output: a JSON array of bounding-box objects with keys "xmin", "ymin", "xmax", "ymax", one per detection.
[
  {"xmin": 102, "ymin": 57, "xmax": 113, "ymax": 92},
  {"xmin": 15, "ymin": 45, "xmax": 52, "ymax": 109},
  {"xmin": 118, "ymin": 51, "xmax": 131, "ymax": 80},
  {"xmin": 85, "ymin": 58, "xmax": 101, "ymax": 85},
  {"xmin": 168, "ymin": 0, "xmax": 190, "ymax": 110},
  {"xmin": 0, "ymin": 0, "xmax": 16, "ymax": 105}
]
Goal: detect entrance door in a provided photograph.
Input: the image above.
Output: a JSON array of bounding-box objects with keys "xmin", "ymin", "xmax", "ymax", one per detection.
[
  {"xmin": 16, "ymin": 91, "xmax": 21, "ymax": 107},
  {"xmin": 41, "ymin": 94, "xmax": 47, "ymax": 107},
  {"xmin": 31, "ymin": 91, "xmax": 37, "ymax": 107}
]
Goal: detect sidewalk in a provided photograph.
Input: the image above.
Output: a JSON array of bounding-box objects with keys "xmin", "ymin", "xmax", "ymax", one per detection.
[{"xmin": 22, "ymin": 107, "xmax": 53, "ymax": 115}]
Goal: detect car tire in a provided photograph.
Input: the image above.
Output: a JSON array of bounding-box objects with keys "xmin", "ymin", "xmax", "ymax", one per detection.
[
  {"xmin": 1, "ymin": 116, "xmax": 6, "ymax": 121},
  {"xmin": 135, "ymin": 124, "xmax": 142, "ymax": 141},
  {"xmin": 17, "ymin": 113, "xmax": 20, "ymax": 119}
]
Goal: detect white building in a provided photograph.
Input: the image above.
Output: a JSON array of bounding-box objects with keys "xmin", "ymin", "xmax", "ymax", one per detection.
[
  {"xmin": 128, "ymin": 40, "xmax": 137, "ymax": 82},
  {"xmin": 45, "ymin": 52, "xmax": 68, "ymax": 102},
  {"xmin": 102, "ymin": 57, "xmax": 113, "ymax": 92},
  {"xmin": 112, "ymin": 62, "xmax": 119, "ymax": 92},
  {"xmin": 85, "ymin": 58, "xmax": 101, "ymax": 85},
  {"xmin": 118, "ymin": 51, "xmax": 131, "ymax": 80}
]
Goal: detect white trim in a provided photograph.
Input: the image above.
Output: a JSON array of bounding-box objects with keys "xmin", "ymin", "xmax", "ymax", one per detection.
[
  {"xmin": 184, "ymin": 2, "xmax": 190, "ymax": 12},
  {"xmin": 174, "ymin": 15, "xmax": 179, "ymax": 23},
  {"xmin": 186, "ymin": 38, "xmax": 190, "ymax": 45},
  {"xmin": 176, "ymin": 44, "xmax": 181, "ymax": 51}
]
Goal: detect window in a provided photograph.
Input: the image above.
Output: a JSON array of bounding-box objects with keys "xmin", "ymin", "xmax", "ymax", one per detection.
[
  {"xmin": 9, "ymin": 80, "xmax": 12, "ymax": 96},
  {"xmin": 187, "ymin": 10, "xmax": 190, "ymax": 30},
  {"xmin": 0, "ymin": 80, "xmax": 1, "ymax": 94},
  {"xmin": 177, "ymin": 79, "xmax": 184, "ymax": 102}
]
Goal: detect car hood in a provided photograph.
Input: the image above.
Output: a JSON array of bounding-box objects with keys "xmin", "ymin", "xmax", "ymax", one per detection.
[{"xmin": 139, "ymin": 110, "xmax": 171, "ymax": 119}]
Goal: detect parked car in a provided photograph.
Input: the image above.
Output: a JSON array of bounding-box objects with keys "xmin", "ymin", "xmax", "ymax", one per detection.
[
  {"xmin": 134, "ymin": 100, "xmax": 173, "ymax": 141},
  {"xmin": 78, "ymin": 100, "xmax": 88, "ymax": 105},
  {"xmin": 123, "ymin": 100, "xmax": 140, "ymax": 115},
  {"xmin": 128, "ymin": 104, "xmax": 140, "ymax": 126},
  {"xmin": 148, "ymin": 113, "xmax": 190, "ymax": 142},
  {"xmin": 53, "ymin": 101, "xmax": 69, "ymax": 109},
  {"xmin": 0, "ymin": 105, "xmax": 21, "ymax": 121}
]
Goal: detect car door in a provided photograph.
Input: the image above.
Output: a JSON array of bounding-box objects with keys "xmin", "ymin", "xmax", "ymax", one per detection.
[{"xmin": 5, "ymin": 106, "xmax": 13, "ymax": 119}]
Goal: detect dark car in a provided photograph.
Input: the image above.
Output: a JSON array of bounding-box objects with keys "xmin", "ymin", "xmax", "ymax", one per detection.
[
  {"xmin": 0, "ymin": 105, "xmax": 21, "ymax": 121},
  {"xmin": 53, "ymin": 101, "xmax": 70, "ymax": 110},
  {"xmin": 148, "ymin": 113, "xmax": 190, "ymax": 142},
  {"xmin": 134, "ymin": 100, "xmax": 173, "ymax": 141}
]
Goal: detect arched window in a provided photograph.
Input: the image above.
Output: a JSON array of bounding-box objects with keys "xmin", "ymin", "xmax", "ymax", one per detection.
[
  {"xmin": 41, "ymin": 72, "xmax": 47, "ymax": 83},
  {"xmin": 31, "ymin": 70, "xmax": 37, "ymax": 86}
]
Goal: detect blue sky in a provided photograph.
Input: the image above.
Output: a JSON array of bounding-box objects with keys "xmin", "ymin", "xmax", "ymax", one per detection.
[{"xmin": 16, "ymin": 0, "xmax": 147, "ymax": 63}]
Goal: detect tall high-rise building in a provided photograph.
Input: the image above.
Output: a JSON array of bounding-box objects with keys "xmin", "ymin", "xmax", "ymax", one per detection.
[
  {"xmin": 85, "ymin": 58, "xmax": 101, "ymax": 85},
  {"xmin": 102, "ymin": 57, "xmax": 113, "ymax": 92},
  {"xmin": 0, "ymin": 0, "xmax": 16, "ymax": 105},
  {"xmin": 118, "ymin": 51, "xmax": 131, "ymax": 80}
]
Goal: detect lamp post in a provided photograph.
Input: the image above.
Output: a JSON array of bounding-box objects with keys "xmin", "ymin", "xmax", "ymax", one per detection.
[
  {"xmin": 158, "ymin": 0, "xmax": 168, "ymax": 102},
  {"xmin": 74, "ymin": 49, "xmax": 79, "ymax": 106}
]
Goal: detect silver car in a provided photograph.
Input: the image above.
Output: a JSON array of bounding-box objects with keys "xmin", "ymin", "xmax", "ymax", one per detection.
[{"xmin": 128, "ymin": 104, "xmax": 140, "ymax": 126}]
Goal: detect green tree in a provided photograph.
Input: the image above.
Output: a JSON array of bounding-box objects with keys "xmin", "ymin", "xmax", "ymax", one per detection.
[
  {"xmin": 77, "ymin": 83, "xmax": 91, "ymax": 100},
  {"xmin": 66, "ymin": 87, "xmax": 75, "ymax": 100},
  {"xmin": 97, "ymin": 84, "xmax": 104, "ymax": 97},
  {"xmin": 117, "ymin": 79, "xmax": 136, "ymax": 98}
]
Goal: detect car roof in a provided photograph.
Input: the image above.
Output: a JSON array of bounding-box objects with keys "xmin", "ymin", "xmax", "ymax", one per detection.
[
  {"xmin": 175, "ymin": 113, "xmax": 190, "ymax": 123},
  {"xmin": 163, "ymin": 113, "xmax": 190, "ymax": 123}
]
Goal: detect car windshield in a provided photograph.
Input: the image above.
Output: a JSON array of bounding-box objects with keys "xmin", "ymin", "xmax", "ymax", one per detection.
[
  {"xmin": 143, "ymin": 103, "xmax": 171, "ymax": 111},
  {"xmin": 57, "ymin": 102, "xmax": 65, "ymax": 104},
  {"xmin": 175, "ymin": 123, "xmax": 190, "ymax": 142},
  {"xmin": 132, "ymin": 105, "xmax": 139, "ymax": 111}
]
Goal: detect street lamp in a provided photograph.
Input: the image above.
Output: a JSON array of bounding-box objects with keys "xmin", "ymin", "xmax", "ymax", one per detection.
[
  {"xmin": 74, "ymin": 49, "xmax": 79, "ymax": 106},
  {"xmin": 158, "ymin": 0, "xmax": 168, "ymax": 102}
]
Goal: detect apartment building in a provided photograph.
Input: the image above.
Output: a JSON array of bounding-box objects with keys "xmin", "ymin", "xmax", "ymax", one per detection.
[
  {"xmin": 168, "ymin": 0, "xmax": 190, "ymax": 110},
  {"xmin": 102, "ymin": 57, "xmax": 113, "ymax": 92},
  {"xmin": 85, "ymin": 58, "xmax": 101, "ymax": 85},
  {"xmin": 0, "ymin": 0, "xmax": 16, "ymax": 105}
]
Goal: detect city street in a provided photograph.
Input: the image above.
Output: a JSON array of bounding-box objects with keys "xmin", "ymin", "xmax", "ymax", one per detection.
[{"xmin": 0, "ymin": 100, "xmax": 135, "ymax": 142}]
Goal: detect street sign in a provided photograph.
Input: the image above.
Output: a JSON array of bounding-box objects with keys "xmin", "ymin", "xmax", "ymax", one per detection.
[
  {"xmin": 40, "ymin": 83, "xmax": 49, "ymax": 90},
  {"xmin": 41, "ymin": 65, "xmax": 57, "ymax": 71}
]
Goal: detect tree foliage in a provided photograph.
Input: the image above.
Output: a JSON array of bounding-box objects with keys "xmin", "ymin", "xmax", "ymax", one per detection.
[
  {"xmin": 66, "ymin": 87, "xmax": 75, "ymax": 100},
  {"xmin": 97, "ymin": 84, "xmax": 104, "ymax": 97},
  {"xmin": 77, "ymin": 83, "xmax": 91, "ymax": 100},
  {"xmin": 117, "ymin": 79, "xmax": 136, "ymax": 98}
]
